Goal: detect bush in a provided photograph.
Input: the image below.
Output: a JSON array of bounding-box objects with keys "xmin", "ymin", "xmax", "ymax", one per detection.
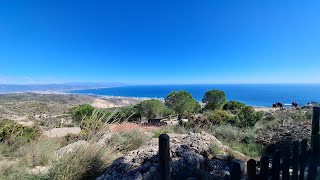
[
  {"xmin": 223, "ymin": 101, "xmax": 246, "ymax": 114},
  {"xmin": 0, "ymin": 119, "xmax": 40, "ymax": 146},
  {"xmin": 110, "ymin": 106, "xmax": 139, "ymax": 122},
  {"xmin": 163, "ymin": 108, "xmax": 177, "ymax": 117},
  {"xmin": 203, "ymin": 110, "xmax": 234, "ymax": 125},
  {"xmin": 209, "ymin": 143, "xmax": 222, "ymax": 156},
  {"xmin": 71, "ymin": 104, "xmax": 95, "ymax": 123},
  {"xmin": 236, "ymin": 106, "xmax": 263, "ymax": 128},
  {"xmin": 202, "ymin": 90, "xmax": 226, "ymax": 110},
  {"xmin": 134, "ymin": 100, "xmax": 165, "ymax": 119}
]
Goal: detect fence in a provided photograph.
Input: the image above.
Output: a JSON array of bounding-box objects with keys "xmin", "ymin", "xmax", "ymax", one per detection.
[{"xmin": 158, "ymin": 107, "xmax": 320, "ymax": 180}]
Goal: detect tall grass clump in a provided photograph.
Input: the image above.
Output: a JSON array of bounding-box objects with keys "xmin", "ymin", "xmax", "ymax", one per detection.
[
  {"xmin": 43, "ymin": 109, "xmax": 148, "ymax": 180},
  {"xmin": 44, "ymin": 143, "xmax": 116, "ymax": 180},
  {"xmin": 212, "ymin": 124, "xmax": 256, "ymax": 144},
  {"xmin": 15, "ymin": 137, "xmax": 61, "ymax": 167}
]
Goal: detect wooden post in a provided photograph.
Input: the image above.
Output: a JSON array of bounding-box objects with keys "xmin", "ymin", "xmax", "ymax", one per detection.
[
  {"xmin": 272, "ymin": 150, "xmax": 281, "ymax": 180},
  {"xmin": 311, "ymin": 107, "xmax": 320, "ymax": 162},
  {"xmin": 230, "ymin": 160, "xmax": 242, "ymax": 180},
  {"xmin": 292, "ymin": 141, "xmax": 299, "ymax": 180},
  {"xmin": 299, "ymin": 139, "xmax": 308, "ymax": 180},
  {"xmin": 159, "ymin": 134, "xmax": 170, "ymax": 180},
  {"xmin": 308, "ymin": 107, "xmax": 320, "ymax": 180},
  {"xmin": 282, "ymin": 155, "xmax": 290, "ymax": 180},
  {"xmin": 259, "ymin": 156, "xmax": 270, "ymax": 180},
  {"xmin": 247, "ymin": 159, "xmax": 256, "ymax": 180}
]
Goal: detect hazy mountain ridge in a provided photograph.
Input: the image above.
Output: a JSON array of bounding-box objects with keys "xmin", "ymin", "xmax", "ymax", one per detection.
[{"xmin": 0, "ymin": 82, "xmax": 125, "ymax": 94}]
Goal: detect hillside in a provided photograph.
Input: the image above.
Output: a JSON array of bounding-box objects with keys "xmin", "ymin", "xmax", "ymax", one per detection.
[{"xmin": 0, "ymin": 93, "xmax": 141, "ymax": 128}]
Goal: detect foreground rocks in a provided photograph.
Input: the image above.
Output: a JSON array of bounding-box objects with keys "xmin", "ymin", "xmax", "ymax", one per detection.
[{"xmin": 97, "ymin": 132, "xmax": 247, "ymax": 180}]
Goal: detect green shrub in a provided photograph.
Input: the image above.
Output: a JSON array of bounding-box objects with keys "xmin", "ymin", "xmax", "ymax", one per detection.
[
  {"xmin": 203, "ymin": 110, "xmax": 234, "ymax": 125},
  {"xmin": 305, "ymin": 110, "xmax": 313, "ymax": 120},
  {"xmin": 163, "ymin": 108, "xmax": 177, "ymax": 117},
  {"xmin": 70, "ymin": 104, "xmax": 95, "ymax": 123},
  {"xmin": 236, "ymin": 106, "xmax": 264, "ymax": 127},
  {"xmin": 223, "ymin": 101, "xmax": 246, "ymax": 114},
  {"xmin": 209, "ymin": 143, "xmax": 222, "ymax": 156},
  {"xmin": 134, "ymin": 99, "xmax": 165, "ymax": 119},
  {"xmin": 263, "ymin": 114, "xmax": 276, "ymax": 121},
  {"xmin": 109, "ymin": 106, "xmax": 139, "ymax": 122},
  {"xmin": 0, "ymin": 119, "xmax": 40, "ymax": 146}
]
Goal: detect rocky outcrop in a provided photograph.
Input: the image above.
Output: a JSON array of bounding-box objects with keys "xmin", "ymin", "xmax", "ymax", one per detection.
[
  {"xmin": 55, "ymin": 140, "xmax": 89, "ymax": 158},
  {"xmin": 97, "ymin": 132, "xmax": 247, "ymax": 180},
  {"xmin": 257, "ymin": 121, "xmax": 311, "ymax": 154}
]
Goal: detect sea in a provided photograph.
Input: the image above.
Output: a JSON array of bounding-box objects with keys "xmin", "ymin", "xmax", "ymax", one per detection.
[{"xmin": 70, "ymin": 84, "xmax": 320, "ymax": 107}]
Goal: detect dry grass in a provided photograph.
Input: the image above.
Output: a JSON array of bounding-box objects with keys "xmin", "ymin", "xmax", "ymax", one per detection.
[{"xmin": 0, "ymin": 108, "xmax": 147, "ymax": 180}]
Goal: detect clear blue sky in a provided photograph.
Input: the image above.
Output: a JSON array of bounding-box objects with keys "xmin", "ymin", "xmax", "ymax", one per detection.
[{"xmin": 0, "ymin": 0, "xmax": 319, "ymax": 84}]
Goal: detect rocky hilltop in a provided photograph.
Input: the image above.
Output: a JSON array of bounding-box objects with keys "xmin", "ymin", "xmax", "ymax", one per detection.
[{"xmin": 98, "ymin": 132, "xmax": 247, "ymax": 180}]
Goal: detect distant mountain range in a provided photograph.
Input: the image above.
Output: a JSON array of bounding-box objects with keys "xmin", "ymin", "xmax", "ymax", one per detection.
[{"xmin": 0, "ymin": 82, "xmax": 125, "ymax": 94}]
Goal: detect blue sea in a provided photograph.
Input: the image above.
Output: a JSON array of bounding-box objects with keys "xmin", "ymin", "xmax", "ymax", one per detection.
[{"xmin": 70, "ymin": 84, "xmax": 320, "ymax": 107}]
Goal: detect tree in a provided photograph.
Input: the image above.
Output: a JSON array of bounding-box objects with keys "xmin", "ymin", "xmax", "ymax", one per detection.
[
  {"xmin": 165, "ymin": 91, "xmax": 199, "ymax": 114},
  {"xmin": 202, "ymin": 90, "xmax": 227, "ymax": 110},
  {"xmin": 223, "ymin": 101, "xmax": 246, "ymax": 114},
  {"xmin": 71, "ymin": 104, "xmax": 95, "ymax": 123},
  {"xmin": 134, "ymin": 99, "xmax": 165, "ymax": 119}
]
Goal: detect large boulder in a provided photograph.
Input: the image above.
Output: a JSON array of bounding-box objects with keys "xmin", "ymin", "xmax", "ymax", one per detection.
[{"xmin": 97, "ymin": 132, "xmax": 246, "ymax": 180}]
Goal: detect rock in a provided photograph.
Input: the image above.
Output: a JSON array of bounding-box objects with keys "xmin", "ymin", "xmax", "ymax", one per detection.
[
  {"xmin": 97, "ymin": 132, "xmax": 246, "ymax": 180},
  {"xmin": 55, "ymin": 140, "xmax": 89, "ymax": 158},
  {"xmin": 97, "ymin": 133, "xmax": 113, "ymax": 146}
]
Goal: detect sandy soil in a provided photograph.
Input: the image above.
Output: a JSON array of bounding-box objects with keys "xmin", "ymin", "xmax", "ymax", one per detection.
[{"xmin": 43, "ymin": 127, "xmax": 81, "ymax": 138}]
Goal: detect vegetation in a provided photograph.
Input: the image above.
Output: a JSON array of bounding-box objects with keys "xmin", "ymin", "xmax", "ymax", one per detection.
[
  {"xmin": 70, "ymin": 104, "xmax": 95, "ymax": 123},
  {"xmin": 0, "ymin": 90, "xmax": 312, "ymax": 179},
  {"xmin": 0, "ymin": 119, "xmax": 40, "ymax": 147},
  {"xmin": 165, "ymin": 91, "xmax": 200, "ymax": 114},
  {"xmin": 223, "ymin": 101, "xmax": 246, "ymax": 114},
  {"xmin": 202, "ymin": 90, "xmax": 226, "ymax": 110},
  {"xmin": 134, "ymin": 99, "xmax": 165, "ymax": 118},
  {"xmin": 237, "ymin": 106, "xmax": 263, "ymax": 127}
]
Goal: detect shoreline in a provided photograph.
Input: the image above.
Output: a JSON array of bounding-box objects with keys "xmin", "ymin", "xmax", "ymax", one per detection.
[{"xmin": 0, "ymin": 91, "xmax": 310, "ymax": 110}]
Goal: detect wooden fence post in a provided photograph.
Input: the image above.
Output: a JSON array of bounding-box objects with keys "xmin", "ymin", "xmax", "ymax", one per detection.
[
  {"xmin": 292, "ymin": 141, "xmax": 299, "ymax": 180},
  {"xmin": 282, "ymin": 154, "xmax": 290, "ymax": 180},
  {"xmin": 230, "ymin": 160, "xmax": 242, "ymax": 180},
  {"xmin": 272, "ymin": 150, "xmax": 281, "ymax": 180},
  {"xmin": 311, "ymin": 107, "xmax": 320, "ymax": 162},
  {"xmin": 159, "ymin": 134, "xmax": 170, "ymax": 180},
  {"xmin": 259, "ymin": 156, "xmax": 270, "ymax": 180},
  {"xmin": 299, "ymin": 139, "xmax": 308, "ymax": 180},
  {"xmin": 308, "ymin": 107, "xmax": 320, "ymax": 180},
  {"xmin": 247, "ymin": 159, "xmax": 256, "ymax": 180}
]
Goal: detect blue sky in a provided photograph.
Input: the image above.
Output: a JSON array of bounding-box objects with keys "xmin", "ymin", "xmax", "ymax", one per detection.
[{"xmin": 0, "ymin": 0, "xmax": 319, "ymax": 84}]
